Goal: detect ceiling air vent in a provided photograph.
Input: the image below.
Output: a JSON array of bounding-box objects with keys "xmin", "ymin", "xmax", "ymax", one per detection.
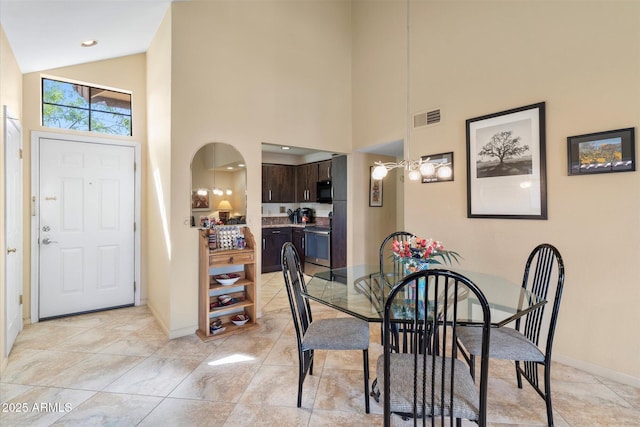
[{"xmin": 413, "ymin": 108, "xmax": 441, "ymax": 129}]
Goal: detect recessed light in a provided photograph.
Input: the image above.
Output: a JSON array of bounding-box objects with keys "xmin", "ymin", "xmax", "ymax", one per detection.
[
  {"xmin": 281, "ymin": 146, "xmax": 290, "ymax": 150},
  {"xmin": 81, "ymin": 40, "xmax": 98, "ymax": 47},
  {"xmin": 238, "ymin": 163, "xmax": 245, "ymax": 168},
  {"xmin": 227, "ymin": 166, "xmax": 233, "ymax": 170}
]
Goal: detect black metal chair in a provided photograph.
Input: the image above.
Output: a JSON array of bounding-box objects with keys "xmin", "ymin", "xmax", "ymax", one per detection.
[
  {"xmin": 280, "ymin": 242, "xmax": 371, "ymax": 413},
  {"xmin": 379, "ymin": 231, "xmax": 415, "ymax": 288},
  {"xmin": 456, "ymin": 243, "xmax": 565, "ymax": 427},
  {"xmin": 377, "ymin": 269, "xmax": 491, "ymax": 427}
]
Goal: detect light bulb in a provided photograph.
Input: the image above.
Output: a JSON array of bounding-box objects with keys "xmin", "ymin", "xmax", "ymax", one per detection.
[
  {"xmin": 226, "ymin": 189, "xmax": 233, "ymax": 195},
  {"xmin": 436, "ymin": 165, "xmax": 452, "ymax": 179},
  {"xmin": 419, "ymin": 162, "xmax": 436, "ymax": 176},
  {"xmin": 372, "ymin": 165, "xmax": 388, "ymax": 180},
  {"xmin": 408, "ymin": 169, "xmax": 422, "ymax": 181},
  {"xmin": 197, "ymin": 189, "xmax": 208, "ymax": 196}
]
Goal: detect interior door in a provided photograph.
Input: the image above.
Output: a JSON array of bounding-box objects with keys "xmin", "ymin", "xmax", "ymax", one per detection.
[
  {"xmin": 4, "ymin": 107, "xmax": 23, "ymax": 356},
  {"xmin": 39, "ymin": 138, "xmax": 135, "ymax": 319}
]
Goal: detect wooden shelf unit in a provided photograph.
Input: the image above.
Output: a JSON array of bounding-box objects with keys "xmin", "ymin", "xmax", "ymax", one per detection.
[{"xmin": 197, "ymin": 226, "xmax": 258, "ymax": 341}]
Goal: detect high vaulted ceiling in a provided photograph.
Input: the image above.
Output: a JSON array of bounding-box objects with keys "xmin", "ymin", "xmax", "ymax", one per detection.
[{"xmin": 0, "ymin": 0, "xmax": 174, "ymax": 73}]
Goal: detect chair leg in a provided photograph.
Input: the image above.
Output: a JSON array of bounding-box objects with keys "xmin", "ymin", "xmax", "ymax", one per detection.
[
  {"xmin": 544, "ymin": 362, "xmax": 554, "ymax": 427},
  {"xmin": 309, "ymin": 349, "xmax": 314, "ymax": 376},
  {"xmin": 363, "ymin": 349, "xmax": 370, "ymax": 414},
  {"xmin": 297, "ymin": 364, "xmax": 304, "ymax": 408},
  {"xmin": 515, "ymin": 360, "xmax": 523, "ymax": 389}
]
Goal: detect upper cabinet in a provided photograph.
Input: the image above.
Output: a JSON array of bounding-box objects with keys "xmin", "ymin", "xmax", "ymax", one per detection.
[
  {"xmin": 262, "ymin": 164, "xmax": 296, "ymax": 203},
  {"xmin": 318, "ymin": 160, "xmax": 332, "ymax": 181},
  {"xmin": 296, "ymin": 162, "xmax": 318, "ymax": 203}
]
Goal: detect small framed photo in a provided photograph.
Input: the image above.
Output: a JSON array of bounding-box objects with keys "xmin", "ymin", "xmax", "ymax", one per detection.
[
  {"xmin": 420, "ymin": 152, "xmax": 454, "ymax": 183},
  {"xmin": 191, "ymin": 189, "xmax": 210, "ymax": 211},
  {"xmin": 466, "ymin": 102, "xmax": 547, "ymax": 219},
  {"xmin": 369, "ymin": 167, "xmax": 383, "ymax": 207},
  {"xmin": 567, "ymin": 128, "xmax": 635, "ymax": 175}
]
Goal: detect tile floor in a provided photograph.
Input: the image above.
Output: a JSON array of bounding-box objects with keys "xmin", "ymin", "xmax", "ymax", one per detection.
[{"xmin": 1, "ymin": 272, "xmax": 639, "ymax": 426}]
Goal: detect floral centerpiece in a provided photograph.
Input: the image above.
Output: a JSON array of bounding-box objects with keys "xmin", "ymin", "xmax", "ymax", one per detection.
[{"xmin": 392, "ymin": 236, "xmax": 461, "ymax": 273}]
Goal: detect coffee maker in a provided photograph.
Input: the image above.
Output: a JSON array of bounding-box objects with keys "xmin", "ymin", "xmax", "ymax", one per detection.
[{"xmin": 298, "ymin": 207, "xmax": 314, "ymax": 224}]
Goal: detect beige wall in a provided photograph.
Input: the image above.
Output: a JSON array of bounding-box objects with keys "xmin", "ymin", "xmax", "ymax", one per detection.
[
  {"xmin": 161, "ymin": 0, "xmax": 353, "ymax": 335},
  {"xmin": 0, "ymin": 25, "xmax": 23, "ymax": 373},
  {"xmin": 352, "ymin": 0, "xmax": 640, "ymax": 382},
  {"xmin": 146, "ymin": 7, "xmax": 172, "ymax": 333}
]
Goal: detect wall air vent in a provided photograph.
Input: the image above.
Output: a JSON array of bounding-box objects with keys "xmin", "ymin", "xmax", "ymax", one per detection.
[{"xmin": 413, "ymin": 108, "xmax": 441, "ymax": 129}]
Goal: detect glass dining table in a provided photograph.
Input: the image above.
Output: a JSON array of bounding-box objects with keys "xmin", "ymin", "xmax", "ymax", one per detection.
[{"xmin": 303, "ymin": 265, "xmax": 546, "ymax": 327}]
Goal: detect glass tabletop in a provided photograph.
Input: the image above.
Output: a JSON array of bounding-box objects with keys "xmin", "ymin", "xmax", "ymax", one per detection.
[{"xmin": 303, "ymin": 265, "xmax": 546, "ymax": 326}]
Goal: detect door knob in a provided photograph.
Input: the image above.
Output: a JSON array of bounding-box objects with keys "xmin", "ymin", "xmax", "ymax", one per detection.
[
  {"xmin": 6, "ymin": 247, "xmax": 17, "ymax": 253},
  {"xmin": 42, "ymin": 238, "xmax": 58, "ymax": 245}
]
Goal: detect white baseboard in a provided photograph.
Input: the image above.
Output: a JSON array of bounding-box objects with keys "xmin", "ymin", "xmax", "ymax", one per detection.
[{"xmin": 553, "ymin": 353, "xmax": 640, "ymax": 388}]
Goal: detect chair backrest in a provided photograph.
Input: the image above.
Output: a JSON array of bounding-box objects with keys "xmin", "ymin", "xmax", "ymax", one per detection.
[
  {"xmin": 382, "ymin": 269, "xmax": 491, "ymax": 426},
  {"xmin": 281, "ymin": 242, "xmax": 313, "ymax": 347},
  {"xmin": 379, "ymin": 231, "xmax": 415, "ymax": 287},
  {"xmin": 517, "ymin": 243, "xmax": 565, "ymax": 358}
]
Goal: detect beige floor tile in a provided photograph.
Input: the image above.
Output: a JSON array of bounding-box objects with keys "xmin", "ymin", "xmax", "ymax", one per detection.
[
  {"xmin": 51, "ymin": 392, "xmax": 161, "ymax": 426},
  {"xmin": 137, "ymin": 397, "xmax": 235, "ymax": 427},
  {"xmin": 309, "ymin": 408, "xmax": 384, "ymax": 426},
  {"xmin": 313, "ymin": 368, "xmax": 374, "ymax": 414},
  {"xmin": 239, "ymin": 364, "xmax": 320, "ymax": 408},
  {"xmin": 104, "ymin": 356, "xmax": 200, "ymax": 396},
  {"xmin": 222, "ymin": 403, "xmax": 311, "ymax": 427},
  {"xmin": 169, "ymin": 357, "xmax": 260, "ymax": 402},
  {"xmin": 0, "ymin": 386, "xmax": 95, "ymax": 427},
  {"xmin": 99, "ymin": 330, "xmax": 169, "ymax": 357},
  {"xmin": 40, "ymin": 353, "xmax": 144, "ymax": 391},
  {"xmin": 553, "ymin": 380, "xmax": 639, "ymax": 426},
  {"xmin": 1, "ymin": 349, "xmax": 89, "ymax": 386},
  {"xmin": 11, "ymin": 323, "xmax": 87, "ymax": 351},
  {"xmin": 262, "ymin": 335, "xmax": 299, "ymax": 366},
  {"xmin": 49, "ymin": 328, "xmax": 132, "ymax": 354},
  {"xmin": 152, "ymin": 333, "xmax": 222, "ymax": 360}
]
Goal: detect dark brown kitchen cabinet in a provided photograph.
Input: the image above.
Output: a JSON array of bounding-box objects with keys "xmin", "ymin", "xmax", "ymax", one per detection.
[
  {"xmin": 318, "ymin": 160, "xmax": 332, "ymax": 181},
  {"xmin": 261, "ymin": 227, "xmax": 292, "ymax": 273},
  {"xmin": 296, "ymin": 162, "xmax": 318, "ymax": 203},
  {"xmin": 262, "ymin": 164, "xmax": 295, "ymax": 203}
]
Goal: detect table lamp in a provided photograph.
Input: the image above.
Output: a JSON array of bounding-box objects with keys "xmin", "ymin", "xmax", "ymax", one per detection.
[{"xmin": 217, "ymin": 200, "xmax": 233, "ymax": 223}]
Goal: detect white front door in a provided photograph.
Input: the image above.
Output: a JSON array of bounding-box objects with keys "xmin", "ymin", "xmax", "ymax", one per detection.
[
  {"xmin": 39, "ymin": 138, "xmax": 135, "ymax": 319},
  {"xmin": 4, "ymin": 107, "xmax": 23, "ymax": 356}
]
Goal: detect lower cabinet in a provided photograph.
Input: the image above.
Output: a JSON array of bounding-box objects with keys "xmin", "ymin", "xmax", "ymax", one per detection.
[{"xmin": 261, "ymin": 227, "xmax": 292, "ymax": 273}]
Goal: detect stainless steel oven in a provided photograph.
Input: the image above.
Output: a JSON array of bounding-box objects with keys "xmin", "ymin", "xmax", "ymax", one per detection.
[{"xmin": 303, "ymin": 226, "xmax": 331, "ymax": 275}]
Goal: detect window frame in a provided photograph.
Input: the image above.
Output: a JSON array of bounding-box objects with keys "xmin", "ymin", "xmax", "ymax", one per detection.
[{"xmin": 41, "ymin": 76, "xmax": 133, "ymax": 136}]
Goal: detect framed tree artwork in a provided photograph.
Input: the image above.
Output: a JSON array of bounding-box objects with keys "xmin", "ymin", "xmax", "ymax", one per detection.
[{"xmin": 466, "ymin": 102, "xmax": 547, "ymax": 219}]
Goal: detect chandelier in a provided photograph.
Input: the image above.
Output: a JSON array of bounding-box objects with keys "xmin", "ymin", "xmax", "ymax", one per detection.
[{"xmin": 371, "ymin": 0, "xmax": 452, "ymax": 183}]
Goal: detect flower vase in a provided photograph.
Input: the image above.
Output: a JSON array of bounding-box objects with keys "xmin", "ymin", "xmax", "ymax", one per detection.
[{"xmin": 404, "ymin": 260, "xmax": 429, "ymax": 276}]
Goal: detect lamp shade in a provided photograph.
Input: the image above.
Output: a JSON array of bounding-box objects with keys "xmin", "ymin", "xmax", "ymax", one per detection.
[{"xmin": 217, "ymin": 200, "xmax": 233, "ymax": 211}]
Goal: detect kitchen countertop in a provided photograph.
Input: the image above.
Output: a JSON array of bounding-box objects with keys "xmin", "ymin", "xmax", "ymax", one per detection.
[{"xmin": 262, "ymin": 223, "xmax": 312, "ymax": 229}]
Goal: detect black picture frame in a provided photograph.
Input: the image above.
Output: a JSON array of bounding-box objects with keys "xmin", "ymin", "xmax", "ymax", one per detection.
[
  {"xmin": 420, "ymin": 152, "xmax": 454, "ymax": 183},
  {"xmin": 567, "ymin": 127, "xmax": 635, "ymax": 175},
  {"xmin": 466, "ymin": 102, "xmax": 547, "ymax": 219},
  {"xmin": 369, "ymin": 166, "xmax": 383, "ymax": 207}
]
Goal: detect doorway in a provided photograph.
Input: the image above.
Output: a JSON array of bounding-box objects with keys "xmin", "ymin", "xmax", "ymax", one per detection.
[
  {"xmin": 4, "ymin": 107, "xmax": 23, "ymax": 356},
  {"xmin": 31, "ymin": 132, "xmax": 141, "ymax": 321}
]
